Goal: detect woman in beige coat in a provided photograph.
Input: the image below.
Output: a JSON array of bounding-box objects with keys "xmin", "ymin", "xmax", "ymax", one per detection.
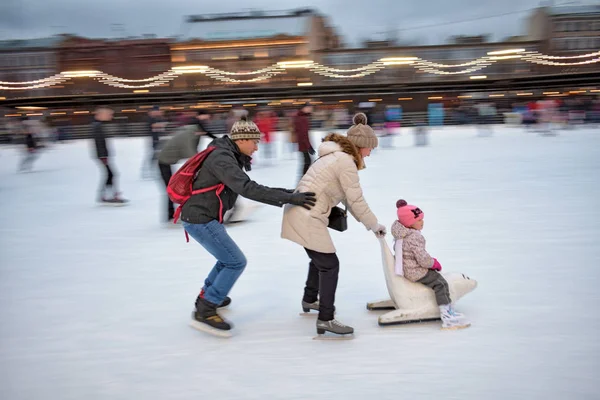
[{"xmin": 281, "ymin": 113, "xmax": 386, "ymax": 336}]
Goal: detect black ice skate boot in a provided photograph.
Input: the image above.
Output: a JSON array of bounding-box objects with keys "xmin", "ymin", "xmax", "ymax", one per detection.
[
  {"xmin": 199, "ymin": 289, "xmax": 231, "ymax": 308},
  {"xmin": 191, "ymin": 297, "xmax": 232, "ymax": 337}
]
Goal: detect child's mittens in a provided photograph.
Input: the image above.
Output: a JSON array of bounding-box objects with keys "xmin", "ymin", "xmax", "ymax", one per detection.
[{"xmin": 431, "ymin": 258, "xmax": 442, "ymax": 271}]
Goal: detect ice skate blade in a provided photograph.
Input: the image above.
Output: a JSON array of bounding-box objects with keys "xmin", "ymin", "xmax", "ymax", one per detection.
[
  {"xmin": 441, "ymin": 323, "xmax": 471, "ymax": 331},
  {"xmin": 378, "ymin": 317, "xmax": 441, "ymax": 326},
  {"xmin": 366, "ymin": 299, "xmax": 396, "ymax": 311},
  {"xmin": 98, "ymin": 202, "xmax": 128, "ymax": 207},
  {"xmin": 164, "ymin": 223, "xmax": 182, "ymax": 230},
  {"xmin": 189, "ymin": 320, "xmax": 232, "ymax": 338},
  {"xmin": 312, "ymin": 333, "xmax": 354, "ymax": 341}
]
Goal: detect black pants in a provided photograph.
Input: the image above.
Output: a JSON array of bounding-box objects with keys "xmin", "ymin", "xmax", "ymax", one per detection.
[
  {"xmin": 158, "ymin": 162, "xmax": 174, "ymax": 221},
  {"xmin": 302, "ymin": 248, "xmax": 340, "ymax": 321},
  {"xmin": 300, "ymin": 151, "xmax": 312, "ymax": 178},
  {"xmin": 98, "ymin": 160, "xmax": 116, "ymax": 199}
]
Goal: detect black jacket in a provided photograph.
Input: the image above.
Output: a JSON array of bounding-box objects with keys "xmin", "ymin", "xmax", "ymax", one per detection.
[
  {"xmin": 181, "ymin": 136, "xmax": 292, "ymax": 224},
  {"xmin": 25, "ymin": 133, "xmax": 36, "ymax": 150},
  {"xmin": 197, "ymin": 120, "xmax": 217, "ymax": 139},
  {"xmin": 148, "ymin": 116, "xmax": 165, "ymax": 150},
  {"xmin": 92, "ymin": 120, "xmax": 109, "ymax": 159}
]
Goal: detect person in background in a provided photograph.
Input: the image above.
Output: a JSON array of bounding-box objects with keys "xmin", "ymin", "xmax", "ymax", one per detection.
[
  {"xmin": 196, "ymin": 109, "xmax": 218, "ymax": 149},
  {"xmin": 91, "ymin": 106, "xmax": 128, "ymax": 205},
  {"xmin": 142, "ymin": 106, "xmax": 167, "ymax": 179},
  {"xmin": 255, "ymin": 110, "xmax": 277, "ymax": 164},
  {"xmin": 18, "ymin": 117, "xmax": 40, "ymax": 172},
  {"xmin": 157, "ymin": 112, "xmax": 213, "ymax": 223},
  {"xmin": 293, "ymin": 103, "xmax": 314, "ymax": 179}
]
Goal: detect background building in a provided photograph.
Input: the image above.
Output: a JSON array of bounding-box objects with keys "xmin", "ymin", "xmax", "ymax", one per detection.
[
  {"xmin": 170, "ymin": 8, "xmax": 340, "ymax": 89},
  {"xmin": 0, "ymin": 37, "xmax": 62, "ymax": 97},
  {"xmin": 316, "ymin": 39, "xmax": 541, "ymax": 85},
  {"xmin": 528, "ymin": 5, "xmax": 600, "ymax": 54},
  {"xmin": 58, "ymin": 35, "xmax": 172, "ymax": 94}
]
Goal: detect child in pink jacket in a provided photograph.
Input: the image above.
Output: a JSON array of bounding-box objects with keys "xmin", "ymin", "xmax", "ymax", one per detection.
[{"xmin": 391, "ymin": 199, "xmax": 470, "ymax": 330}]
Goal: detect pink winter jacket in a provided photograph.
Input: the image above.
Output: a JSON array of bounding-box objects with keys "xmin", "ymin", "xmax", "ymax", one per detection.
[{"xmin": 391, "ymin": 220, "xmax": 435, "ymax": 282}]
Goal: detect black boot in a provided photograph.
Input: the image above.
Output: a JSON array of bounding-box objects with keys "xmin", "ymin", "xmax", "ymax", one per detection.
[
  {"xmin": 219, "ymin": 296, "xmax": 231, "ymax": 308},
  {"xmin": 194, "ymin": 297, "xmax": 231, "ymax": 331},
  {"xmin": 198, "ymin": 290, "xmax": 231, "ymax": 308}
]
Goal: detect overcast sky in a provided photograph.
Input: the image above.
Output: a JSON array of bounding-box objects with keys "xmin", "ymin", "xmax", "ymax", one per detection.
[{"xmin": 0, "ymin": 0, "xmax": 596, "ymax": 46}]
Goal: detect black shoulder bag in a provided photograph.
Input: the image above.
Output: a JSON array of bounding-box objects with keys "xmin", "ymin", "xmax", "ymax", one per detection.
[{"xmin": 328, "ymin": 203, "xmax": 348, "ymax": 232}]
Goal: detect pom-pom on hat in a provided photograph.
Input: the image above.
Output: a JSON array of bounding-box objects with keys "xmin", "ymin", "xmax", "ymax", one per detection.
[
  {"xmin": 396, "ymin": 199, "xmax": 424, "ymax": 227},
  {"xmin": 346, "ymin": 113, "xmax": 378, "ymax": 149},
  {"xmin": 230, "ymin": 116, "xmax": 262, "ymax": 141}
]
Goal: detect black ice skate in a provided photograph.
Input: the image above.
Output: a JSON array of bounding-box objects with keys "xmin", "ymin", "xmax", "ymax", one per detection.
[
  {"xmin": 190, "ymin": 297, "xmax": 232, "ymax": 338},
  {"xmin": 198, "ymin": 290, "xmax": 231, "ymax": 308},
  {"xmin": 314, "ymin": 319, "xmax": 354, "ymax": 340}
]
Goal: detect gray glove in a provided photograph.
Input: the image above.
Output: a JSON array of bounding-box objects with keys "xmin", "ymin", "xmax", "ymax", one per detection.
[
  {"xmin": 289, "ymin": 192, "xmax": 317, "ymax": 210},
  {"xmin": 274, "ymin": 188, "xmax": 296, "ymax": 194}
]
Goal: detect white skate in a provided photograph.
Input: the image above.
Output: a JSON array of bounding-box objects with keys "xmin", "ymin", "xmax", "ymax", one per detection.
[{"xmin": 439, "ymin": 304, "xmax": 470, "ymax": 330}]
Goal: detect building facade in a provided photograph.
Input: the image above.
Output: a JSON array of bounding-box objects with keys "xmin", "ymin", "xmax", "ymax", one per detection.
[
  {"xmin": 315, "ymin": 40, "xmax": 542, "ymax": 86},
  {"xmin": 57, "ymin": 35, "xmax": 172, "ymax": 94},
  {"xmin": 0, "ymin": 37, "xmax": 62, "ymax": 98},
  {"xmin": 528, "ymin": 5, "xmax": 600, "ymax": 54},
  {"xmin": 170, "ymin": 8, "xmax": 340, "ymax": 90}
]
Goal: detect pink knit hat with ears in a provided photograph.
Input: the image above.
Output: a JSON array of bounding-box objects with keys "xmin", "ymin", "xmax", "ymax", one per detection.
[{"xmin": 396, "ymin": 199, "xmax": 424, "ymax": 227}]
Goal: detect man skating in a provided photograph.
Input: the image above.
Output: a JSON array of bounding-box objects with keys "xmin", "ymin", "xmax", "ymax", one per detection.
[{"xmin": 181, "ymin": 117, "xmax": 316, "ymax": 336}]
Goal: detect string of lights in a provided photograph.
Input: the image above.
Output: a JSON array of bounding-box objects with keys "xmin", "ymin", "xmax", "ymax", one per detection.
[
  {"xmin": 526, "ymin": 50, "xmax": 600, "ymax": 60},
  {"xmin": 204, "ymin": 66, "xmax": 282, "ymax": 76},
  {"xmin": 523, "ymin": 56, "xmax": 600, "ymax": 66},
  {"xmin": 414, "ymin": 60, "xmax": 495, "ymax": 75},
  {"xmin": 1, "ymin": 50, "xmax": 598, "ymax": 90},
  {"xmin": 414, "ymin": 58, "xmax": 491, "ymax": 68}
]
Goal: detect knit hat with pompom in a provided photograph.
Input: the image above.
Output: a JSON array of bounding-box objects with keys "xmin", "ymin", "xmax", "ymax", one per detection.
[
  {"xmin": 346, "ymin": 113, "xmax": 378, "ymax": 149},
  {"xmin": 396, "ymin": 199, "xmax": 424, "ymax": 227},
  {"xmin": 230, "ymin": 116, "xmax": 262, "ymax": 141}
]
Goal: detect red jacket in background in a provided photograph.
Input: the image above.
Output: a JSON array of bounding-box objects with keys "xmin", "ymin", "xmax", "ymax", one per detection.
[
  {"xmin": 293, "ymin": 111, "xmax": 311, "ymax": 152},
  {"xmin": 256, "ymin": 115, "xmax": 276, "ymax": 143}
]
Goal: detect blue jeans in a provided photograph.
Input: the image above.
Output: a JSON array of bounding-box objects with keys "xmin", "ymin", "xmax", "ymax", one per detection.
[{"xmin": 183, "ymin": 220, "xmax": 247, "ymax": 305}]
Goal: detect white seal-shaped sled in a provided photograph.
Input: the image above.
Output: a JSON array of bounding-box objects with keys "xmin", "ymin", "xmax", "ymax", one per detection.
[{"xmin": 367, "ymin": 238, "xmax": 477, "ymax": 326}]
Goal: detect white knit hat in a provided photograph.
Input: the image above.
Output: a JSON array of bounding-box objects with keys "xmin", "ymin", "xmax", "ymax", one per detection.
[{"xmin": 230, "ymin": 116, "xmax": 261, "ymax": 140}]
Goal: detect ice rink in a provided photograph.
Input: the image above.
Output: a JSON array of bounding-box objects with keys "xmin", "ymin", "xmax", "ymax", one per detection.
[{"xmin": 1, "ymin": 126, "xmax": 599, "ymax": 400}]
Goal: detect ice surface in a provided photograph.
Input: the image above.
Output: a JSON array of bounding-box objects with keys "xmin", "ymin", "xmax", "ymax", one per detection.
[{"xmin": 1, "ymin": 126, "xmax": 599, "ymax": 400}]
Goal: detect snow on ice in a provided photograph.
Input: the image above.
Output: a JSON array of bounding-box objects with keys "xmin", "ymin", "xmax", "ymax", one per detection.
[{"xmin": 0, "ymin": 126, "xmax": 599, "ymax": 400}]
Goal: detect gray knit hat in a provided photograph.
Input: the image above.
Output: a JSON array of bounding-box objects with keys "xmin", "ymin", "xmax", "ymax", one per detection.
[
  {"xmin": 346, "ymin": 113, "xmax": 378, "ymax": 149},
  {"xmin": 230, "ymin": 116, "xmax": 261, "ymax": 141}
]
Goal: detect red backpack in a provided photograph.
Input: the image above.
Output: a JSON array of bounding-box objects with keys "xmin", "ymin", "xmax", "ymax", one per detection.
[{"xmin": 167, "ymin": 146, "xmax": 225, "ymax": 241}]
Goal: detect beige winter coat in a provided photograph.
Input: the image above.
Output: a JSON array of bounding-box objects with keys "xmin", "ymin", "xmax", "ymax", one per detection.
[
  {"xmin": 391, "ymin": 221, "xmax": 435, "ymax": 282},
  {"xmin": 281, "ymin": 134, "xmax": 379, "ymax": 253}
]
